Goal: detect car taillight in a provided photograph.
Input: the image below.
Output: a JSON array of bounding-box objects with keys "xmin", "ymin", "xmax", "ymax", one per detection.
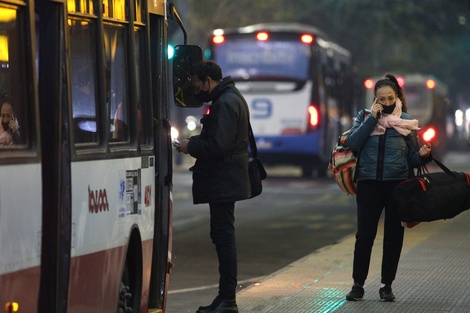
[{"xmin": 307, "ymin": 105, "xmax": 319, "ymax": 132}]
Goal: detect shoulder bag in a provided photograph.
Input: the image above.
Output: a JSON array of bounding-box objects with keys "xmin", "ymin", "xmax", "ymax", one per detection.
[{"xmin": 248, "ymin": 122, "xmax": 267, "ymax": 198}]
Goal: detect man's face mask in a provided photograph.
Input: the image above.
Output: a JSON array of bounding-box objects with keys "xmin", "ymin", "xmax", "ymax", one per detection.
[
  {"xmin": 382, "ymin": 103, "xmax": 396, "ymax": 114},
  {"xmin": 194, "ymin": 79, "xmax": 212, "ymax": 102}
]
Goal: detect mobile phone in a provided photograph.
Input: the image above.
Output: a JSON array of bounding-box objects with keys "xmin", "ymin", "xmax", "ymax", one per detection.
[{"xmin": 172, "ymin": 139, "xmax": 180, "ymax": 148}]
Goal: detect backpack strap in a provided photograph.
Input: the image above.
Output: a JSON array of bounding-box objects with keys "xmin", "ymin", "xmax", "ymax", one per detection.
[{"xmin": 352, "ymin": 108, "xmax": 371, "ymax": 183}]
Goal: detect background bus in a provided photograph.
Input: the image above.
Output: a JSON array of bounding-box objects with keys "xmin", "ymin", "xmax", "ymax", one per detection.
[
  {"xmin": 364, "ymin": 73, "xmax": 450, "ymax": 158},
  {"xmin": 207, "ymin": 23, "xmax": 360, "ymax": 177},
  {"xmin": 0, "ymin": 1, "xmax": 199, "ymax": 312}
]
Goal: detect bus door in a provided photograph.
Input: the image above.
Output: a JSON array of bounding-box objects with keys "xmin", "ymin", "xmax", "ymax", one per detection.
[{"xmin": 0, "ymin": 0, "xmax": 44, "ymax": 312}]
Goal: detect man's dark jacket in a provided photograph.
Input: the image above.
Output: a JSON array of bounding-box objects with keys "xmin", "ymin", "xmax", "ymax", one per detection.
[{"xmin": 187, "ymin": 77, "xmax": 251, "ymax": 204}]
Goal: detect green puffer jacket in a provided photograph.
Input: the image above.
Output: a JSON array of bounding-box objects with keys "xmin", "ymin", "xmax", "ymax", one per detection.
[
  {"xmin": 346, "ymin": 109, "xmax": 431, "ymax": 181},
  {"xmin": 187, "ymin": 77, "xmax": 251, "ymax": 204}
]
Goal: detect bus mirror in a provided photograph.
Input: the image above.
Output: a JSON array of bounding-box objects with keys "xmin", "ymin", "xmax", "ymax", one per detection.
[{"xmin": 173, "ymin": 45, "xmax": 203, "ymax": 107}]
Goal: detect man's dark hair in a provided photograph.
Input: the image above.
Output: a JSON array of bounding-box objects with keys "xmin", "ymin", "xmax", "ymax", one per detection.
[{"xmin": 191, "ymin": 60, "xmax": 222, "ymax": 82}]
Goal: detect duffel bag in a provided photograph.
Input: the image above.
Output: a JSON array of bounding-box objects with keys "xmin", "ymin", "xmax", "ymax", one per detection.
[{"xmin": 392, "ymin": 158, "xmax": 470, "ymax": 223}]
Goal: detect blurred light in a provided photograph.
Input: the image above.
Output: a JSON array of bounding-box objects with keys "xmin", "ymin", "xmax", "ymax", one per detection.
[
  {"xmin": 5, "ymin": 302, "xmax": 19, "ymax": 312},
  {"xmin": 426, "ymin": 79, "xmax": 436, "ymax": 89},
  {"xmin": 213, "ymin": 35, "xmax": 224, "ymax": 44},
  {"xmin": 422, "ymin": 127, "xmax": 436, "ymax": 142},
  {"xmin": 308, "ymin": 105, "xmax": 319, "ymax": 127},
  {"xmin": 301, "ymin": 34, "xmax": 314, "ymax": 44},
  {"xmin": 466, "ymin": 108, "xmax": 470, "ymax": 121},
  {"xmin": 257, "ymin": 32, "xmax": 269, "ymax": 41},
  {"xmin": 168, "ymin": 45, "xmax": 174, "ymax": 59},
  {"xmin": 185, "ymin": 115, "xmax": 198, "ymax": 131},
  {"xmin": 455, "ymin": 110, "xmax": 463, "ymax": 127},
  {"xmin": 213, "ymin": 28, "xmax": 224, "ymax": 35},
  {"xmin": 364, "ymin": 79, "xmax": 374, "ymax": 89},
  {"xmin": 171, "ymin": 126, "xmax": 179, "ymax": 141},
  {"xmin": 396, "ymin": 76, "xmax": 405, "ymax": 87}
]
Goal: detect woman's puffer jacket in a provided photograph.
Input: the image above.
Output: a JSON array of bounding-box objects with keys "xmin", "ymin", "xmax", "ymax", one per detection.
[{"xmin": 346, "ymin": 109, "xmax": 431, "ymax": 181}]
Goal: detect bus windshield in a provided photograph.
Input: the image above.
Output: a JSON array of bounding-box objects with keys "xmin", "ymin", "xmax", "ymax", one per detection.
[
  {"xmin": 405, "ymin": 85, "xmax": 428, "ymax": 110},
  {"xmin": 213, "ymin": 38, "xmax": 311, "ymax": 81}
]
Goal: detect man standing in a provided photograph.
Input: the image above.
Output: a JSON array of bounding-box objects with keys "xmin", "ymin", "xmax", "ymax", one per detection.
[{"xmin": 177, "ymin": 60, "xmax": 250, "ymax": 313}]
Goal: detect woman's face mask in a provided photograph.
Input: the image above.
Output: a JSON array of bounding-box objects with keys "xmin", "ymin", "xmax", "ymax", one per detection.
[{"xmin": 382, "ymin": 103, "xmax": 396, "ymax": 114}]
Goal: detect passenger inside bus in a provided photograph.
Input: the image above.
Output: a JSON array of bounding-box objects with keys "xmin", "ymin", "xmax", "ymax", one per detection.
[
  {"xmin": 72, "ymin": 65, "xmax": 98, "ymax": 143},
  {"xmin": 0, "ymin": 93, "xmax": 21, "ymax": 146}
]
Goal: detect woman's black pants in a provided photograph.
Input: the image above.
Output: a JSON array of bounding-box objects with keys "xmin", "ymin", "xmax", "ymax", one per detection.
[
  {"xmin": 353, "ymin": 180, "xmax": 405, "ymax": 286},
  {"xmin": 209, "ymin": 201, "xmax": 237, "ymax": 300}
]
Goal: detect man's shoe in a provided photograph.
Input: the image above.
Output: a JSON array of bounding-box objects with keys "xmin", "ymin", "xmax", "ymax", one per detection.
[
  {"xmin": 196, "ymin": 297, "xmax": 238, "ymax": 313},
  {"xmin": 345, "ymin": 284, "xmax": 364, "ymax": 301},
  {"xmin": 379, "ymin": 285, "xmax": 396, "ymax": 302}
]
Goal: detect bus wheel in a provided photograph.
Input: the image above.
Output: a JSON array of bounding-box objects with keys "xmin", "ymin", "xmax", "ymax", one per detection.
[
  {"xmin": 316, "ymin": 165, "xmax": 328, "ymax": 178},
  {"xmin": 117, "ymin": 233, "xmax": 143, "ymax": 313},
  {"xmin": 118, "ymin": 281, "xmax": 133, "ymax": 313},
  {"xmin": 301, "ymin": 164, "xmax": 314, "ymax": 178}
]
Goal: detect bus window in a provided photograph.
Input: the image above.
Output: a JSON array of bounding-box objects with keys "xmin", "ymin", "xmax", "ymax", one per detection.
[
  {"xmin": 135, "ymin": 26, "xmax": 152, "ymax": 146},
  {"xmin": 105, "ymin": 25, "xmax": 129, "ymax": 142},
  {"xmin": 0, "ymin": 6, "xmax": 29, "ymax": 147},
  {"xmin": 67, "ymin": 0, "xmax": 94, "ymax": 14},
  {"xmin": 69, "ymin": 19, "xmax": 98, "ymax": 144}
]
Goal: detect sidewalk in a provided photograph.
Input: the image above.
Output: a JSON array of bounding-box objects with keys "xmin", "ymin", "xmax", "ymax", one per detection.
[{"xmin": 236, "ymin": 211, "xmax": 470, "ymax": 313}]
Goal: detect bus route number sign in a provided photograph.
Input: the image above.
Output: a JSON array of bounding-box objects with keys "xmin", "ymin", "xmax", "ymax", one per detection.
[{"xmin": 251, "ymin": 98, "xmax": 272, "ymax": 119}]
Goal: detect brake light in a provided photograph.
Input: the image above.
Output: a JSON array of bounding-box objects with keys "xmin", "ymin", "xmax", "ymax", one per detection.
[
  {"xmin": 364, "ymin": 79, "xmax": 374, "ymax": 89},
  {"xmin": 307, "ymin": 105, "xmax": 319, "ymax": 131},
  {"xmin": 421, "ymin": 127, "xmax": 436, "ymax": 143},
  {"xmin": 396, "ymin": 76, "xmax": 405, "ymax": 87},
  {"xmin": 301, "ymin": 34, "xmax": 314, "ymax": 44},
  {"xmin": 426, "ymin": 79, "xmax": 436, "ymax": 89},
  {"xmin": 257, "ymin": 32, "xmax": 269, "ymax": 41},
  {"xmin": 213, "ymin": 35, "xmax": 225, "ymax": 44}
]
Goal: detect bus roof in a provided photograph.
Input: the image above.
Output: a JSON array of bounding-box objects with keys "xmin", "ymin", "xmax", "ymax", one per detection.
[
  {"xmin": 218, "ymin": 23, "xmax": 328, "ymax": 38},
  {"xmin": 366, "ymin": 73, "xmax": 448, "ymax": 96},
  {"xmin": 212, "ymin": 23, "xmax": 351, "ymax": 59}
]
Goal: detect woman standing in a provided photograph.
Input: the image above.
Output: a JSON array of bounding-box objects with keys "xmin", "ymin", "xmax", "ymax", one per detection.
[{"xmin": 345, "ymin": 74, "xmax": 432, "ymax": 302}]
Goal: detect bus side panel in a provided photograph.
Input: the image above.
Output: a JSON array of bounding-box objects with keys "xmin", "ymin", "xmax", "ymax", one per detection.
[
  {"xmin": 0, "ymin": 164, "xmax": 42, "ymax": 312},
  {"xmin": 246, "ymin": 82, "xmax": 312, "ymax": 137},
  {"xmin": 67, "ymin": 158, "xmax": 155, "ymax": 313},
  {"xmin": 244, "ymin": 81, "xmax": 325, "ymax": 162}
]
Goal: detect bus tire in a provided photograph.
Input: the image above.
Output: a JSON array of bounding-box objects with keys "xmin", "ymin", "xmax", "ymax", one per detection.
[
  {"xmin": 301, "ymin": 164, "xmax": 314, "ymax": 178},
  {"xmin": 118, "ymin": 230, "xmax": 143, "ymax": 313}
]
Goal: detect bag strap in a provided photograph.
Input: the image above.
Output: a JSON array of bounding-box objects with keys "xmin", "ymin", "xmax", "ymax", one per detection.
[
  {"xmin": 416, "ymin": 157, "xmax": 456, "ymax": 177},
  {"xmin": 432, "ymin": 157, "xmax": 457, "ymax": 177},
  {"xmin": 248, "ymin": 122, "xmax": 258, "ymax": 159}
]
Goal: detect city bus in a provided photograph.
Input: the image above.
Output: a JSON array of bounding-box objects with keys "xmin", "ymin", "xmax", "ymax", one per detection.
[
  {"xmin": 207, "ymin": 23, "xmax": 360, "ymax": 177},
  {"xmin": 364, "ymin": 73, "xmax": 450, "ymax": 158},
  {"xmin": 0, "ymin": 0, "xmax": 200, "ymax": 312}
]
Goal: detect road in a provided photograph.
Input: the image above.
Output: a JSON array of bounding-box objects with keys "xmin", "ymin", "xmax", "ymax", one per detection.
[{"xmin": 165, "ymin": 151, "xmax": 469, "ymax": 313}]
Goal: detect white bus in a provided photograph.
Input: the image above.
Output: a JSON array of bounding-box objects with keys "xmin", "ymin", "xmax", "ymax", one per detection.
[
  {"xmin": 208, "ymin": 23, "xmax": 359, "ymax": 177},
  {"xmin": 0, "ymin": 0, "xmax": 200, "ymax": 312}
]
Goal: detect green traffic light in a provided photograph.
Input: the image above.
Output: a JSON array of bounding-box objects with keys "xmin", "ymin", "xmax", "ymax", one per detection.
[{"xmin": 168, "ymin": 45, "xmax": 174, "ymax": 59}]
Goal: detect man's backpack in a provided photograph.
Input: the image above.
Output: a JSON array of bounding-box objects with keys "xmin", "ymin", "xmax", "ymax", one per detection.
[{"xmin": 328, "ymin": 110, "xmax": 370, "ymax": 195}]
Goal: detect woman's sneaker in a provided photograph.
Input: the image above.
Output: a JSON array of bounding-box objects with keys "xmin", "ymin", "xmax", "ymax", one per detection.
[
  {"xmin": 379, "ymin": 285, "xmax": 396, "ymax": 302},
  {"xmin": 346, "ymin": 284, "xmax": 364, "ymax": 301}
]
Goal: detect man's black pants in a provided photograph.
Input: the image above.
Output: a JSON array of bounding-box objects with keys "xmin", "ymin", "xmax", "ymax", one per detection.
[{"xmin": 209, "ymin": 201, "xmax": 237, "ymax": 300}]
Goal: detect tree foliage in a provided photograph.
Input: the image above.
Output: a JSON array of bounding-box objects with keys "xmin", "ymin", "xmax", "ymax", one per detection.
[{"xmin": 184, "ymin": 0, "xmax": 470, "ymax": 101}]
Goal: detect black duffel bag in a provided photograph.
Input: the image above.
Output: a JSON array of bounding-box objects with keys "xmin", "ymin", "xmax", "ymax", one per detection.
[{"xmin": 392, "ymin": 158, "xmax": 470, "ymax": 222}]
